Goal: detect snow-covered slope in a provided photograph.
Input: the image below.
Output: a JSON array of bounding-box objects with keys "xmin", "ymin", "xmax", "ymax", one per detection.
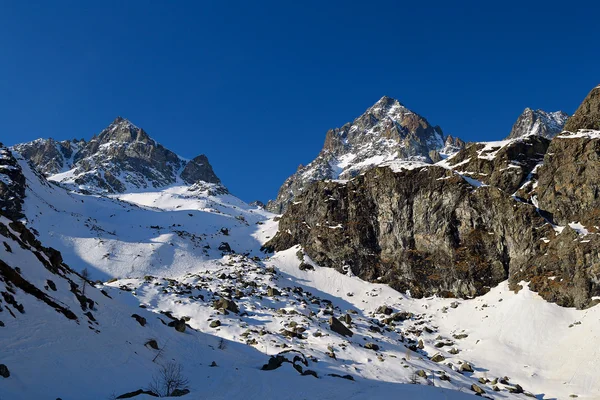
[{"xmin": 12, "ymin": 151, "xmax": 267, "ymax": 282}]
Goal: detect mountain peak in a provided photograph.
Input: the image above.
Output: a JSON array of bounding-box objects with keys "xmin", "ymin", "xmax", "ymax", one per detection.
[
  {"xmin": 506, "ymin": 108, "xmax": 568, "ymax": 140},
  {"xmin": 98, "ymin": 116, "xmax": 151, "ymax": 144}
]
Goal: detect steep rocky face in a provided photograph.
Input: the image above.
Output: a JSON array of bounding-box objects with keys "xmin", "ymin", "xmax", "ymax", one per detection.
[
  {"xmin": 267, "ymin": 96, "xmax": 459, "ymax": 214},
  {"xmin": 563, "ymin": 85, "xmax": 600, "ymax": 132},
  {"xmin": 266, "ymin": 85, "xmax": 600, "ymax": 308},
  {"xmin": 12, "ymin": 138, "xmax": 84, "ymax": 176},
  {"xmin": 506, "ymin": 108, "xmax": 568, "ymax": 140},
  {"xmin": 14, "ymin": 117, "xmax": 223, "ymax": 194},
  {"xmin": 266, "ymin": 164, "xmax": 552, "ymax": 299},
  {"xmin": 440, "ymin": 135, "xmax": 550, "ymax": 195},
  {"xmin": 0, "ymin": 144, "xmax": 26, "ymax": 221}
]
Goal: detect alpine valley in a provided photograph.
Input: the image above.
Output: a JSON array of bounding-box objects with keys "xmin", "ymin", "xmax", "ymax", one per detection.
[{"xmin": 1, "ymin": 85, "xmax": 600, "ymax": 400}]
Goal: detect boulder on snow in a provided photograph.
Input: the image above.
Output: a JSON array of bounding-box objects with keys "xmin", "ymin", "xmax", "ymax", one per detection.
[
  {"xmin": 430, "ymin": 353, "xmax": 445, "ymax": 363},
  {"xmin": 131, "ymin": 313, "xmax": 146, "ymax": 327},
  {"xmin": 267, "ymin": 287, "xmax": 281, "ymax": 296},
  {"xmin": 471, "ymin": 384, "xmax": 485, "ymax": 395},
  {"xmin": 460, "ymin": 362, "xmax": 474, "ymax": 372},
  {"xmin": 210, "ymin": 320, "xmax": 221, "ymax": 328},
  {"xmin": 213, "ymin": 298, "xmax": 239, "ymax": 314},
  {"xmin": 116, "ymin": 389, "xmax": 158, "ymax": 398},
  {"xmin": 329, "ymin": 316, "xmax": 353, "ymax": 337},
  {"xmin": 218, "ymin": 242, "xmax": 232, "ymax": 252},
  {"xmin": 168, "ymin": 319, "xmax": 186, "ymax": 333},
  {"xmin": 364, "ymin": 343, "xmax": 380, "ymax": 351},
  {"xmin": 376, "ymin": 305, "xmax": 394, "ymax": 315},
  {"xmin": 0, "ymin": 364, "xmax": 9, "ymax": 378}
]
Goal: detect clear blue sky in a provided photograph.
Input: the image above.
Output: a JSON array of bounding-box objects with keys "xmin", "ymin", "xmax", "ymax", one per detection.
[{"xmin": 1, "ymin": 1, "xmax": 598, "ymax": 202}]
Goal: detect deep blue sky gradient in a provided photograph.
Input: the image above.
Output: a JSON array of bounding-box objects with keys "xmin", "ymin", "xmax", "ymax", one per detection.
[{"xmin": 1, "ymin": 1, "xmax": 598, "ymax": 201}]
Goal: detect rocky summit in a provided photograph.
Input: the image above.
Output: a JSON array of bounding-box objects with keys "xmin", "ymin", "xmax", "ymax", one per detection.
[
  {"xmin": 505, "ymin": 108, "xmax": 568, "ymax": 139},
  {"xmin": 267, "ymin": 96, "xmax": 464, "ymax": 214},
  {"xmin": 13, "ymin": 117, "xmax": 223, "ymax": 194}
]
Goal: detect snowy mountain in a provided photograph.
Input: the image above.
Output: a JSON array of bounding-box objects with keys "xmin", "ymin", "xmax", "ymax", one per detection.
[
  {"xmin": 505, "ymin": 108, "xmax": 568, "ymax": 140},
  {"xmin": 13, "ymin": 117, "xmax": 224, "ymax": 194},
  {"xmin": 267, "ymin": 96, "xmax": 464, "ymax": 213},
  {"xmin": 2, "ymin": 85, "xmax": 600, "ymax": 400}
]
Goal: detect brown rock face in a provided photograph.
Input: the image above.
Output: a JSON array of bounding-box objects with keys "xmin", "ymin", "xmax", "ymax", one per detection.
[
  {"xmin": 443, "ymin": 135, "xmax": 550, "ymax": 194},
  {"xmin": 563, "ymin": 86, "xmax": 600, "ymax": 132},
  {"xmin": 267, "ymin": 86, "xmax": 600, "ymax": 308},
  {"xmin": 266, "ymin": 165, "xmax": 552, "ymax": 299},
  {"xmin": 536, "ymin": 134, "xmax": 600, "ymax": 226}
]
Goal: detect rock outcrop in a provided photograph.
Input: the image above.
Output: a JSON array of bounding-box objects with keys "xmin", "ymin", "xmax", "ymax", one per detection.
[
  {"xmin": 13, "ymin": 117, "xmax": 223, "ymax": 194},
  {"xmin": 0, "ymin": 144, "xmax": 26, "ymax": 221},
  {"xmin": 266, "ymin": 164, "xmax": 553, "ymax": 299},
  {"xmin": 267, "ymin": 85, "xmax": 600, "ymax": 308},
  {"xmin": 440, "ymin": 135, "xmax": 550, "ymax": 194},
  {"xmin": 267, "ymin": 96, "xmax": 461, "ymax": 214}
]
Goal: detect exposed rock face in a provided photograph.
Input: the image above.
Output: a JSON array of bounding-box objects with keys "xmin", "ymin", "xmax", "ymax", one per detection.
[
  {"xmin": 536, "ymin": 132, "xmax": 600, "ymax": 226},
  {"xmin": 563, "ymin": 85, "xmax": 600, "ymax": 132},
  {"xmin": 0, "ymin": 144, "xmax": 26, "ymax": 221},
  {"xmin": 267, "ymin": 165, "xmax": 551, "ymax": 299},
  {"xmin": 266, "ymin": 86, "xmax": 600, "ymax": 308},
  {"xmin": 267, "ymin": 96, "xmax": 460, "ymax": 214},
  {"xmin": 12, "ymin": 138, "xmax": 84, "ymax": 176},
  {"xmin": 440, "ymin": 135, "xmax": 550, "ymax": 194},
  {"xmin": 506, "ymin": 108, "xmax": 568, "ymax": 140},
  {"xmin": 13, "ymin": 117, "xmax": 223, "ymax": 194}
]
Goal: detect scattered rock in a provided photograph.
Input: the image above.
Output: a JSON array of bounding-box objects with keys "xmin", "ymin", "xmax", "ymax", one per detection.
[
  {"xmin": 299, "ymin": 262, "xmax": 314, "ymax": 271},
  {"xmin": 0, "ymin": 364, "xmax": 9, "ymax": 378},
  {"xmin": 145, "ymin": 339, "xmax": 159, "ymax": 350},
  {"xmin": 364, "ymin": 343, "xmax": 380, "ymax": 351},
  {"xmin": 329, "ymin": 316, "xmax": 353, "ymax": 337},
  {"xmin": 131, "ymin": 314, "xmax": 146, "ymax": 327},
  {"xmin": 210, "ymin": 320, "xmax": 221, "ymax": 328},
  {"xmin": 213, "ymin": 298, "xmax": 239, "ymax": 314},
  {"xmin": 430, "ymin": 353, "xmax": 445, "ymax": 363},
  {"xmin": 460, "ymin": 362, "xmax": 474, "ymax": 372},
  {"xmin": 471, "ymin": 384, "xmax": 485, "ymax": 395},
  {"xmin": 170, "ymin": 388, "xmax": 190, "ymax": 397},
  {"xmin": 168, "ymin": 319, "xmax": 186, "ymax": 333}
]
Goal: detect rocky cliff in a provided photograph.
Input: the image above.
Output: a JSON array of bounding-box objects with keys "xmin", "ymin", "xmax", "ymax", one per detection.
[
  {"xmin": 267, "ymin": 85, "xmax": 600, "ymax": 308},
  {"xmin": 13, "ymin": 117, "xmax": 223, "ymax": 194},
  {"xmin": 267, "ymin": 96, "xmax": 463, "ymax": 214}
]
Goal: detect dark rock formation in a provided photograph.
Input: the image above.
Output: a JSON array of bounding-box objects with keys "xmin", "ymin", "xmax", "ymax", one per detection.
[
  {"xmin": 442, "ymin": 135, "xmax": 550, "ymax": 194},
  {"xmin": 0, "ymin": 144, "xmax": 26, "ymax": 221},
  {"xmin": 266, "ymin": 165, "xmax": 551, "ymax": 300}
]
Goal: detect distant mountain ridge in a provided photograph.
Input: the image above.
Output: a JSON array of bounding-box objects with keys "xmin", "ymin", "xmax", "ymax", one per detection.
[{"xmin": 13, "ymin": 117, "xmax": 223, "ymax": 194}]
